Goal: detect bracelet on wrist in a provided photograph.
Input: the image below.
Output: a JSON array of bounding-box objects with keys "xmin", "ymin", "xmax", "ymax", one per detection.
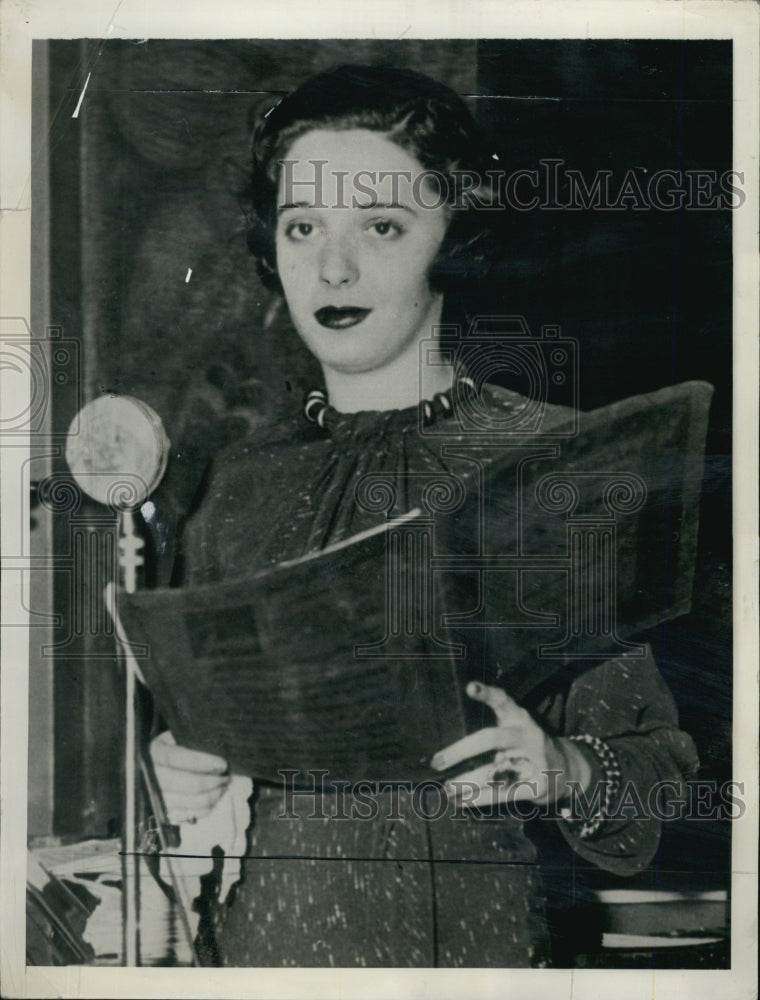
[{"xmin": 560, "ymin": 733, "xmax": 622, "ymax": 838}]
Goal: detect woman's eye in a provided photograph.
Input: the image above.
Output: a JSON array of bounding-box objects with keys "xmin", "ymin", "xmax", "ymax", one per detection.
[
  {"xmin": 284, "ymin": 221, "xmax": 316, "ymax": 241},
  {"xmin": 367, "ymin": 219, "xmax": 403, "ymax": 238}
]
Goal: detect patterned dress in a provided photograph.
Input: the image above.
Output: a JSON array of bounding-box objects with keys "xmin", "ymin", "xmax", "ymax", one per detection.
[{"xmin": 183, "ymin": 384, "xmax": 699, "ymax": 967}]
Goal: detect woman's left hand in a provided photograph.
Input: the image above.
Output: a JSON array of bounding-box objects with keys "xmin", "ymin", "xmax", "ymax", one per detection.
[{"xmin": 430, "ymin": 681, "xmax": 590, "ymax": 809}]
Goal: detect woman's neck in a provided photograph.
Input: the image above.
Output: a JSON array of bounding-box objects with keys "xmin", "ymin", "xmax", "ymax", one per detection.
[{"xmin": 323, "ymin": 354, "xmax": 454, "ymax": 413}]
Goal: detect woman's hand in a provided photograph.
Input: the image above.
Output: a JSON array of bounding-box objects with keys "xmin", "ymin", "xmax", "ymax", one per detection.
[
  {"xmin": 149, "ymin": 731, "xmax": 231, "ymax": 825},
  {"xmin": 430, "ymin": 681, "xmax": 592, "ymax": 810}
]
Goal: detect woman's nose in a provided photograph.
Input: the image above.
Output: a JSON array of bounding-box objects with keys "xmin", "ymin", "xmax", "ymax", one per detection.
[{"xmin": 319, "ymin": 238, "xmax": 358, "ymax": 287}]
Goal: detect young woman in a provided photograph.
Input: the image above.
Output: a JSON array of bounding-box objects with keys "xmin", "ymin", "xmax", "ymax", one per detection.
[{"xmin": 151, "ymin": 64, "xmax": 699, "ymax": 967}]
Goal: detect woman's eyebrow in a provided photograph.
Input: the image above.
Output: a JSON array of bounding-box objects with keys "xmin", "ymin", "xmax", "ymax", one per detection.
[
  {"xmin": 357, "ymin": 200, "xmax": 416, "ymax": 213},
  {"xmin": 277, "ymin": 199, "xmax": 418, "ymax": 215},
  {"xmin": 277, "ymin": 200, "xmax": 312, "ymax": 216}
]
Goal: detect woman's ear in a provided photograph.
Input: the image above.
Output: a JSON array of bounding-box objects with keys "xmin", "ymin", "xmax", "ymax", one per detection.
[{"xmin": 263, "ymin": 293, "xmax": 286, "ymax": 331}]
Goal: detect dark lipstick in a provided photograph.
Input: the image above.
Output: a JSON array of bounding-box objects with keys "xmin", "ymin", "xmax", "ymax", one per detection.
[{"xmin": 314, "ymin": 306, "xmax": 372, "ymax": 330}]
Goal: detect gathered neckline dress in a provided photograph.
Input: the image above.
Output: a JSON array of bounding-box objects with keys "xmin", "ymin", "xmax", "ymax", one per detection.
[{"xmin": 183, "ymin": 383, "xmax": 699, "ymax": 967}]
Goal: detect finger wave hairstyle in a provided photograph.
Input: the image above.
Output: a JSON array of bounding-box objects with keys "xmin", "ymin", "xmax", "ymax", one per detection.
[{"xmin": 245, "ymin": 63, "xmax": 500, "ymax": 296}]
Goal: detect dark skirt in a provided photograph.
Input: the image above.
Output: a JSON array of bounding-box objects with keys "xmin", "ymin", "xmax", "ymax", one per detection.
[{"xmin": 199, "ymin": 784, "xmax": 550, "ymax": 968}]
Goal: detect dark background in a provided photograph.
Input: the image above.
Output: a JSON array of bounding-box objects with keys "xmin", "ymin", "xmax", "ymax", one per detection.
[{"xmin": 38, "ymin": 38, "xmax": 732, "ymax": 964}]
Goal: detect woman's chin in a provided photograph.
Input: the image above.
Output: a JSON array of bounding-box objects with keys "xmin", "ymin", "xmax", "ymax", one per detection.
[{"xmin": 299, "ymin": 334, "xmax": 385, "ymax": 376}]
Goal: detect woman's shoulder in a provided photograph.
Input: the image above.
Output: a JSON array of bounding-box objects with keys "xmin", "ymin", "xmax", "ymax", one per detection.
[
  {"xmin": 483, "ymin": 382, "xmax": 577, "ymax": 431},
  {"xmin": 182, "ymin": 410, "xmax": 325, "ymax": 581},
  {"xmin": 210, "ymin": 409, "xmax": 323, "ymax": 476}
]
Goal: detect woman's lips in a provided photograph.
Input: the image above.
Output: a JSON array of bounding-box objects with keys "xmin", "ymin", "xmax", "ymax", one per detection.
[{"xmin": 314, "ymin": 306, "xmax": 372, "ymax": 330}]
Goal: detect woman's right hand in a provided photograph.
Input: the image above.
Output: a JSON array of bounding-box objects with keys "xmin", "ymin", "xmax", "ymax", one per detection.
[{"xmin": 149, "ymin": 731, "xmax": 231, "ymax": 825}]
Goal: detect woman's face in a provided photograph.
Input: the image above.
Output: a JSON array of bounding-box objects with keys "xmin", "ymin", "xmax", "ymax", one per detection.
[{"xmin": 275, "ymin": 129, "xmax": 449, "ymax": 378}]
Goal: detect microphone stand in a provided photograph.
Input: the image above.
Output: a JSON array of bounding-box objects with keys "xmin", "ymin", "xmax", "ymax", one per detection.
[
  {"xmin": 118, "ymin": 509, "xmax": 142, "ymax": 967},
  {"xmin": 113, "ymin": 511, "xmax": 201, "ymax": 967},
  {"xmin": 65, "ymin": 393, "xmax": 195, "ymax": 966}
]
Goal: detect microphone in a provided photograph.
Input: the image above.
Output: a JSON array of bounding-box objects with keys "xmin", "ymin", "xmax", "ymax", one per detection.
[
  {"xmin": 64, "ymin": 395, "xmax": 170, "ymax": 510},
  {"xmin": 65, "ymin": 396, "xmax": 178, "ymax": 964}
]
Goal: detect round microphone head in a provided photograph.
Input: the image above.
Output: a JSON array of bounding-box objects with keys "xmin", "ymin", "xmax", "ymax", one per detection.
[{"xmin": 65, "ymin": 395, "xmax": 171, "ymax": 510}]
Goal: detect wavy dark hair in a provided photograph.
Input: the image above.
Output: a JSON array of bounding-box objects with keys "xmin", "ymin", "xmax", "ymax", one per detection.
[{"xmin": 245, "ymin": 63, "xmax": 499, "ymax": 296}]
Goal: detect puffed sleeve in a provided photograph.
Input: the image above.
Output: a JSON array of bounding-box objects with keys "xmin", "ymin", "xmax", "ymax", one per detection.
[
  {"xmin": 179, "ymin": 432, "xmax": 269, "ymax": 586},
  {"xmin": 544, "ymin": 645, "xmax": 700, "ymax": 875},
  {"xmin": 180, "ymin": 477, "xmax": 220, "ymax": 585}
]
